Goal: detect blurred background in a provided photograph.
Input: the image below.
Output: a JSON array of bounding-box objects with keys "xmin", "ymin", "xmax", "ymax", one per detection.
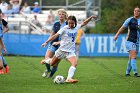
[{"xmin": 1, "ymin": 0, "xmax": 140, "ymax": 56}]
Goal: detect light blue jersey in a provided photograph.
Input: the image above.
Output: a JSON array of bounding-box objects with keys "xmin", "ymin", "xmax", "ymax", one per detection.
[{"xmin": 123, "ymin": 17, "xmax": 140, "ymax": 52}]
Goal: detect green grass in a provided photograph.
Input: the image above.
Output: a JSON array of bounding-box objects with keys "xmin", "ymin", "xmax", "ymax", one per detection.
[{"xmin": 0, "ymin": 56, "xmax": 140, "ymax": 93}]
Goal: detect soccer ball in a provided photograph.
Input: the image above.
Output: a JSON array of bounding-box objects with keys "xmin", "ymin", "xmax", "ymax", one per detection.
[{"xmin": 54, "ymin": 75, "xmax": 65, "ymax": 84}]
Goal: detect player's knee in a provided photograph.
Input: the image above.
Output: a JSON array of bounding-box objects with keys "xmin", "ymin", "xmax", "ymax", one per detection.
[
  {"xmin": 130, "ymin": 55, "xmax": 137, "ymax": 59},
  {"xmin": 130, "ymin": 53, "xmax": 137, "ymax": 59}
]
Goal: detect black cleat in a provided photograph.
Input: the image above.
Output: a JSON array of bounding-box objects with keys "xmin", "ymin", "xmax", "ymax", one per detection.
[
  {"xmin": 134, "ymin": 73, "xmax": 140, "ymax": 77},
  {"xmin": 125, "ymin": 74, "xmax": 131, "ymax": 77}
]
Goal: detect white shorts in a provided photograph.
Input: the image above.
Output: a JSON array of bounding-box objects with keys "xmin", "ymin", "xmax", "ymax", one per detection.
[{"xmin": 55, "ymin": 49, "xmax": 76, "ymax": 59}]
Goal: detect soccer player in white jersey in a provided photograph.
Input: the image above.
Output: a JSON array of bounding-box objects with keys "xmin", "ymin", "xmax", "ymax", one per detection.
[
  {"xmin": 41, "ymin": 9, "xmax": 68, "ymax": 78},
  {"xmin": 41, "ymin": 15, "xmax": 97, "ymax": 83}
]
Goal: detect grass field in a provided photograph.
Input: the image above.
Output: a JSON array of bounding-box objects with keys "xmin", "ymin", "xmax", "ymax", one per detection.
[{"xmin": 0, "ymin": 56, "xmax": 140, "ymax": 93}]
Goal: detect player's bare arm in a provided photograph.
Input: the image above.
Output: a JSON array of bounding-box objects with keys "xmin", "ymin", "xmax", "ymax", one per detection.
[
  {"xmin": 81, "ymin": 15, "xmax": 97, "ymax": 27},
  {"xmin": 114, "ymin": 26, "xmax": 126, "ymax": 41},
  {"xmin": 41, "ymin": 33, "xmax": 59, "ymax": 47}
]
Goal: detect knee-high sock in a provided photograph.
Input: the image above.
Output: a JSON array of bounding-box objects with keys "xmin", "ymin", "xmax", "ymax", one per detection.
[
  {"xmin": 49, "ymin": 66, "xmax": 58, "ymax": 77},
  {"xmin": 2, "ymin": 56, "xmax": 7, "ymax": 68},
  {"xmin": 45, "ymin": 58, "xmax": 51, "ymax": 71},
  {"xmin": 126, "ymin": 60, "xmax": 131, "ymax": 74},
  {"xmin": 131, "ymin": 58, "xmax": 137, "ymax": 74},
  {"xmin": 45, "ymin": 63, "xmax": 51, "ymax": 72},
  {"xmin": 67, "ymin": 66, "xmax": 76, "ymax": 79}
]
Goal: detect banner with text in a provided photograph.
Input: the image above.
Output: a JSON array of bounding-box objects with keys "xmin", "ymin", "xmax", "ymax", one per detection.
[{"xmin": 3, "ymin": 33, "xmax": 139, "ymax": 57}]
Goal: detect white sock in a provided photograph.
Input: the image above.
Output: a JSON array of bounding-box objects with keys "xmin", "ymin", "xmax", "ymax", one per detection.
[
  {"xmin": 44, "ymin": 58, "xmax": 51, "ymax": 64},
  {"xmin": 67, "ymin": 66, "xmax": 76, "ymax": 79}
]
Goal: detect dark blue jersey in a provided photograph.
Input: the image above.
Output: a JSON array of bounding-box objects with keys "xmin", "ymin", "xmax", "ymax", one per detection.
[
  {"xmin": 127, "ymin": 18, "xmax": 138, "ymax": 43},
  {"xmin": 123, "ymin": 17, "xmax": 138, "ymax": 43},
  {"xmin": 0, "ymin": 19, "xmax": 8, "ymax": 38},
  {"xmin": 50, "ymin": 21, "xmax": 67, "ymax": 48}
]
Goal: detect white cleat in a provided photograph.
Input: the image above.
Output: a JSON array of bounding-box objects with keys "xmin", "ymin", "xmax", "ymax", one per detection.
[{"xmin": 42, "ymin": 70, "xmax": 50, "ymax": 78}]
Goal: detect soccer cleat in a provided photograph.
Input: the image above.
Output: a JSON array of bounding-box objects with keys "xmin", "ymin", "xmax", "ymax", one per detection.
[
  {"xmin": 47, "ymin": 72, "xmax": 52, "ymax": 78},
  {"xmin": 0, "ymin": 70, "xmax": 4, "ymax": 74},
  {"xmin": 134, "ymin": 73, "xmax": 140, "ymax": 77},
  {"xmin": 65, "ymin": 78, "xmax": 78, "ymax": 83},
  {"xmin": 42, "ymin": 70, "xmax": 51, "ymax": 78},
  {"xmin": 125, "ymin": 74, "xmax": 131, "ymax": 77},
  {"xmin": 5, "ymin": 66, "xmax": 9, "ymax": 74},
  {"xmin": 40, "ymin": 59, "xmax": 46, "ymax": 64}
]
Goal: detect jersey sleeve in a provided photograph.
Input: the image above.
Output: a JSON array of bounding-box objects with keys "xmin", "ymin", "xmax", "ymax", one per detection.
[
  {"xmin": 122, "ymin": 17, "xmax": 132, "ymax": 28},
  {"xmin": 57, "ymin": 26, "xmax": 66, "ymax": 35},
  {"xmin": 2, "ymin": 19, "xmax": 8, "ymax": 27}
]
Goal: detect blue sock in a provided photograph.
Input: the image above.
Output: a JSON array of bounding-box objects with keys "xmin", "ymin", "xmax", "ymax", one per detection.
[
  {"xmin": 45, "ymin": 63, "xmax": 51, "ymax": 72},
  {"xmin": 49, "ymin": 66, "xmax": 58, "ymax": 77},
  {"xmin": 2, "ymin": 56, "xmax": 7, "ymax": 68},
  {"xmin": 131, "ymin": 58, "xmax": 137, "ymax": 74},
  {"xmin": 126, "ymin": 60, "xmax": 131, "ymax": 74}
]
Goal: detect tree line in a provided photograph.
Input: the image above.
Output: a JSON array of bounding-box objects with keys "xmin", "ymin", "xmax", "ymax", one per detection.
[{"xmin": 95, "ymin": 0, "xmax": 140, "ymax": 33}]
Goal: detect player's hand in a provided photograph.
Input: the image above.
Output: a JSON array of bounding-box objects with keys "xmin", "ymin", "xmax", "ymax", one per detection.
[
  {"xmin": 114, "ymin": 35, "xmax": 118, "ymax": 41},
  {"xmin": 52, "ymin": 42, "xmax": 60, "ymax": 45},
  {"xmin": 41, "ymin": 42, "xmax": 48, "ymax": 47},
  {"xmin": 91, "ymin": 15, "xmax": 97, "ymax": 19}
]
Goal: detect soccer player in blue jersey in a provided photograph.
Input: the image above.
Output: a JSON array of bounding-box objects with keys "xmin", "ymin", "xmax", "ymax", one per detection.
[
  {"xmin": 40, "ymin": 9, "xmax": 68, "ymax": 78},
  {"xmin": 114, "ymin": 6, "xmax": 140, "ymax": 77},
  {"xmin": 0, "ymin": 9, "xmax": 9, "ymax": 74}
]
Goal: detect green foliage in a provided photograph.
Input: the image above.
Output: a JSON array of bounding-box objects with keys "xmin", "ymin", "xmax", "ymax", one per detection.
[
  {"xmin": 5, "ymin": 0, "xmax": 140, "ymax": 33},
  {"xmin": 95, "ymin": 0, "xmax": 140, "ymax": 33},
  {"xmin": 0, "ymin": 56, "xmax": 140, "ymax": 93}
]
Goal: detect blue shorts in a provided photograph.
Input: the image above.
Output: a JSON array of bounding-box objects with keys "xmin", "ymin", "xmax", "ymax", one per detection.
[
  {"xmin": 47, "ymin": 45, "xmax": 58, "ymax": 53},
  {"xmin": 125, "ymin": 41, "xmax": 139, "ymax": 52}
]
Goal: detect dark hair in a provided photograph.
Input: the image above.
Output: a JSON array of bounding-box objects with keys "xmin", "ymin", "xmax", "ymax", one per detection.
[{"xmin": 67, "ymin": 16, "xmax": 77, "ymax": 27}]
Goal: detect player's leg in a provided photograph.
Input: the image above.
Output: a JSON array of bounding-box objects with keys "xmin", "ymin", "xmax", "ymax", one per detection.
[
  {"xmin": 125, "ymin": 55, "xmax": 131, "ymax": 76},
  {"xmin": 127, "ymin": 41, "xmax": 140, "ymax": 77},
  {"xmin": 2, "ymin": 56, "xmax": 9, "ymax": 74},
  {"xmin": 65, "ymin": 53, "xmax": 78, "ymax": 83},
  {"xmin": 125, "ymin": 41, "xmax": 140, "ymax": 77},
  {"xmin": 41, "ymin": 45, "xmax": 56, "ymax": 77},
  {"xmin": 41, "ymin": 49, "xmax": 54, "ymax": 77},
  {"xmin": 48, "ymin": 62, "xmax": 59, "ymax": 78},
  {"xmin": 0, "ymin": 39, "xmax": 4, "ymax": 74},
  {"xmin": 0, "ymin": 55, "xmax": 4, "ymax": 74},
  {"xmin": 129, "ymin": 50, "xmax": 139, "ymax": 77}
]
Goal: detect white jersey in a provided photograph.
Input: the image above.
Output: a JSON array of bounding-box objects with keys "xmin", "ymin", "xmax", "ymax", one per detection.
[{"xmin": 57, "ymin": 24, "xmax": 81, "ymax": 52}]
